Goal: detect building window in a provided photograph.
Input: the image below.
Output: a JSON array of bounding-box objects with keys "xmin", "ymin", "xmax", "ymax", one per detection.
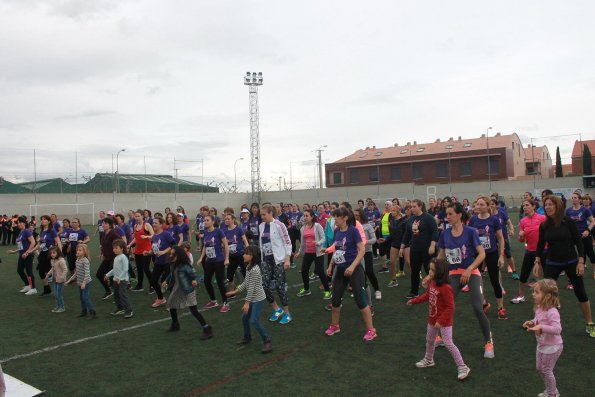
[
  {"xmin": 391, "ymin": 166, "xmax": 401, "ymax": 181},
  {"xmin": 460, "ymin": 161, "xmax": 472, "ymax": 176},
  {"xmin": 412, "ymin": 164, "xmax": 423, "ymax": 180},
  {"xmin": 488, "ymin": 158, "xmax": 499, "ymax": 175},
  {"xmin": 400, "ymin": 149, "xmax": 408, "ymax": 154},
  {"xmin": 416, "ymin": 148, "xmax": 425, "ymax": 152},
  {"xmin": 463, "ymin": 143, "xmax": 472, "ymax": 148},
  {"xmin": 350, "ymin": 169, "xmax": 359, "ymax": 184},
  {"xmin": 332, "ymin": 172, "xmax": 343, "ymax": 185},
  {"xmin": 436, "ymin": 163, "xmax": 448, "ymax": 178},
  {"xmin": 369, "ymin": 167, "xmax": 378, "ymax": 182}
]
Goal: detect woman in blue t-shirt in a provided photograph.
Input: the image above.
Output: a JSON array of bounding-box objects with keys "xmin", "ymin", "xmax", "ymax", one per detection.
[
  {"xmin": 223, "ymin": 213, "xmax": 249, "ymax": 287},
  {"xmin": 437, "ymin": 203, "xmax": 494, "ymax": 358},
  {"xmin": 468, "ymin": 196, "xmax": 507, "ymax": 321},
  {"xmin": 566, "ymin": 192, "xmax": 595, "ymax": 269},
  {"xmin": 8, "ymin": 216, "xmax": 37, "ymax": 295},
  {"xmin": 198, "ymin": 215, "xmax": 230, "ymax": 313},
  {"xmin": 324, "ymin": 207, "xmax": 377, "ymax": 342},
  {"xmin": 248, "ymin": 203, "xmax": 262, "ymax": 245},
  {"xmin": 37, "ymin": 215, "xmax": 62, "ymax": 297}
]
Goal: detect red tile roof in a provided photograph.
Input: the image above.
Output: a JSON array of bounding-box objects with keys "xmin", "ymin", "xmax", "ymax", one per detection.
[
  {"xmin": 571, "ymin": 140, "xmax": 595, "ymax": 158},
  {"xmin": 523, "ymin": 145, "xmax": 545, "ymax": 162}
]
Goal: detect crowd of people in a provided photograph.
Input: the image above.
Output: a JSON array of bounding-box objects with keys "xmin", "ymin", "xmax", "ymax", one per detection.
[{"xmin": 3, "ymin": 191, "xmax": 595, "ymax": 396}]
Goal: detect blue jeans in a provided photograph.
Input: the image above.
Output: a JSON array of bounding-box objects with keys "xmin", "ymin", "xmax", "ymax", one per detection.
[
  {"xmin": 54, "ymin": 282, "xmax": 65, "ymax": 309},
  {"xmin": 242, "ymin": 299, "xmax": 269, "ymax": 342},
  {"xmin": 79, "ymin": 282, "xmax": 95, "ymax": 313}
]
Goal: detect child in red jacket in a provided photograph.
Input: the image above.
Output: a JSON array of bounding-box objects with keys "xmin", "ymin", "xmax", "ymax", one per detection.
[{"xmin": 407, "ymin": 258, "xmax": 470, "ymax": 380}]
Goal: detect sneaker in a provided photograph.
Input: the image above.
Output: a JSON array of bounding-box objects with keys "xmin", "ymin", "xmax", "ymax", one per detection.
[
  {"xmin": 387, "ymin": 280, "xmax": 399, "ymax": 288},
  {"xmin": 375, "ymin": 290, "xmax": 382, "ymax": 300},
  {"xmin": 51, "ymin": 307, "xmax": 59, "ymax": 313},
  {"xmin": 19, "ymin": 286, "xmax": 31, "ymax": 293},
  {"xmin": 309, "ymin": 272, "xmax": 318, "ymax": 280},
  {"xmin": 484, "ymin": 342, "xmax": 495, "ymax": 359},
  {"xmin": 55, "ymin": 307, "xmax": 65, "ymax": 313},
  {"xmin": 111, "ymin": 309, "xmax": 125, "ymax": 316},
  {"xmin": 461, "ymin": 285, "xmax": 470, "ymax": 293},
  {"xmin": 363, "ymin": 328, "xmax": 377, "ymax": 341},
  {"xmin": 415, "ymin": 358, "xmax": 435, "ymax": 368},
  {"xmin": 483, "ymin": 302, "xmax": 491, "ymax": 313},
  {"xmin": 219, "ymin": 303, "xmax": 230, "ymax": 313},
  {"xmin": 102, "ymin": 292, "xmax": 114, "ymax": 300},
  {"xmin": 566, "ymin": 283, "xmax": 574, "ymax": 290},
  {"xmin": 202, "ymin": 300, "xmax": 219, "ymax": 309},
  {"xmin": 325, "ymin": 324, "xmax": 341, "ymax": 336},
  {"xmin": 405, "ymin": 293, "xmax": 418, "ymax": 300},
  {"xmin": 25, "ymin": 288, "xmax": 38, "ymax": 296},
  {"xmin": 289, "ymin": 262, "xmax": 296, "ymax": 269},
  {"xmin": 296, "ymin": 288, "xmax": 311, "ymax": 297},
  {"xmin": 377, "ymin": 267, "xmax": 389, "ymax": 274},
  {"xmin": 370, "ymin": 305, "xmax": 375, "ymax": 317},
  {"xmin": 279, "ymin": 313, "xmax": 292, "ymax": 324},
  {"xmin": 262, "ymin": 340, "xmax": 273, "ymax": 353},
  {"xmin": 511, "ymin": 272, "xmax": 520, "ymax": 280},
  {"xmin": 324, "ymin": 303, "xmax": 334, "ymax": 311},
  {"xmin": 457, "ymin": 365, "xmax": 471, "ymax": 380},
  {"xmin": 148, "ymin": 287, "xmax": 155, "ymax": 295},
  {"xmin": 586, "ymin": 322, "xmax": 595, "ymax": 338},
  {"xmin": 498, "ymin": 308, "xmax": 508, "ymax": 320},
  {"xmin": 200, "ymin": 325, "xmax": 213, "ymax": 340},
  {"xmin": 132, "ymin": 286, "xmax": 144, "ymax": 292},
  {"xmin": 151, "ymin": 298, "xmax": 167, "ymax": 308},
  {"xmin": 124, "ymin": 311, "xmax": 134, "ymax": 319},
  {"xmin": 396, "ymin": 271, "xmax": 405, "ymax": 278},
  {"xmin": 269, "ymin": 308, "xmax": 284, "ymax": 322},
  {"xmin": 237, "ymin": 337, "xmax": 251, "ymax": 345},
  {"xmin": 434, "ymin": 335, "xmax": 445, "ymax": 347},
  {"xmin": 511, "ymin": 295, "xmax": 526, "ymax": 304},
  {"xmin": 322, "ymin": 291, "xmax": 332, "ymax": 300}
]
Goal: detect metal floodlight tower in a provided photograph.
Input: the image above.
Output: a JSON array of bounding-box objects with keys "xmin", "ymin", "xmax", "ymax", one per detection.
[{"xmin": 244, "ymin": 71, "xmax": 264, "ymax": 203}]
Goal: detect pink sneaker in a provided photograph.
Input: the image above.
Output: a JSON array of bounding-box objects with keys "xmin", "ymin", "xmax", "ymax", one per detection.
[
  {"xmin": 220, "ymin": 303, "xmax": 230, "ymax": 313},
  {"xmin": 461, "ymin": 285, "xmax": 470, "ymax": 293},
  {"xmin": 203, "ymin": 300, "xmax": 219, "ymax": 309},
  {"xmin": 151, "ymin": 298, "xmax": 166, "ymax": 308},
  {"xmin": 363, "ymin": 328, "xmax": 377, "ymax": 341},
  {"xmin": 325, "ymin": 324, "xmax": 341, "ymax": 336}
]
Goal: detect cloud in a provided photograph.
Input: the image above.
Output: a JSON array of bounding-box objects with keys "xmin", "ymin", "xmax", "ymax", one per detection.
[{"xmin": 54, "ymin": 110, "xmax": 121, "ymax": 121}]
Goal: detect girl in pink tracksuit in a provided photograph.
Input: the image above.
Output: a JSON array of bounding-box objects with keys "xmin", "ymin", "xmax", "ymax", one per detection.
[{"xmin": 523, "ymin": 279, "xmax": 563, "ymax": 397}]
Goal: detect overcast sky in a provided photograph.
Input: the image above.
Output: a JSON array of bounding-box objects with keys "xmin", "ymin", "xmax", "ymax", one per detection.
[{"xmin": 1, "ymin": 0, "xmax": 593, "ymax": 191}]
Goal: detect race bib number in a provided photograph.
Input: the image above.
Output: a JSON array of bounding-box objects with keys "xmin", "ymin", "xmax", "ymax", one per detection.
[
  {"xmin": 17, "ymin": 241, "xmax": 23, "ymax": 251},
  {"xmin": 262, "ymin": 242, "xmax": 273, "ymax": 257},
  {"xmin": 98, "ymin": 225, "xmax": 104, "ymax": 232},
  {"xmin": 333, "ymin": 249, "xmax": 346, "ymax": 264},
  {"xmin": 69, "ymin": 233, "xmax": 78, "ymax": 242},
  {"xmin": 40, "ymin": 242, "xmax": 47, "ymax": 251},
  {"xmin": 251, "ymin": 227, "xmax": 258, "ymax": 235},
  {"xmin": 152, "ymin": 243, "xmax": 159, "ymax": 254},
  {"xmin": 445, "ymin": 248, "xmax": 462, "ymax": 264},
  {"xmin": 61, "ymin": 237, "xmax": 67, "ymax": 245},
  {"xmin": 229, "ymin": 244, "xmax": 237, "ymax": 254},
  {"xmin": 479, "ymin": 236, "xmax": 491, "ymax": 250},
  {"xmin": 206, "ymin": 246, "xmax": 216, "ymax": 259}
]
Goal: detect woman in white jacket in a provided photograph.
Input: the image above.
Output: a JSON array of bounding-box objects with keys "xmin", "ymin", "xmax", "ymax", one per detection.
[
  {"xmin": 295, "ymin": 209, "xmax": 332, "ymax": 299},
  {"xmin": 259, "ymin": 204, "xmax": 293, "ymax": 324}
]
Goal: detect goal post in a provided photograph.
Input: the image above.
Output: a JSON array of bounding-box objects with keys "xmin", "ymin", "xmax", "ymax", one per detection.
[{"xmin": 29, "ymin": 203, "xmax": 95, "ymax": 226}]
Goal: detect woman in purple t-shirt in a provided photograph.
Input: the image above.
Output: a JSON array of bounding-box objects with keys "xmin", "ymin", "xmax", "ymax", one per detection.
[
  {"xmin": 8, "ymin": 216, "xmax": 37, "ymax": 295},
  {"xmin": 37, "ymin": 215, "xmax": 62, "ymax": 297},
  {"xmin": 198, "ymin": 215, "xmax": 230, "ymax": 313}
]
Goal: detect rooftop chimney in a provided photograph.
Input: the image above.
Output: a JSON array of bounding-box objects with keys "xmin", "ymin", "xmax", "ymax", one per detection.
[
  {"xmin": 458, "ymin": 136, "xmax": 462, "ymax": 141},
  {"xmin": 448, "ymin": 137, "xmax": 454, "ymax": 141},
  {"xmin": 481, "ymin": 134, "xmax": 485, "ymax": 138},
  {"xmin": 435, "ymin": 139, "xmax": 440, "ymax": 143},
  {"xmin": 406, "ymin": 142, "xmax": 411, "ymax": 146},
  {"xmin": 413, "ymin": 141, "xmax": 417, "ymax": 145}
]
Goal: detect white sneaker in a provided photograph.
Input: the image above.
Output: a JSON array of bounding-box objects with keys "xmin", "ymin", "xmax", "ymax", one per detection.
[
  {"xmin": 511, "ymin": 295, "xmax": 525, "ymax": 304},
  {"xmin": 375, "ymin": 291, "xmax": 382, "ymax": 300},
  {"xmin": 25, "ymin": 288, "xmax": 38, "ymax": 296},
  {"xmin": 415, "ymin": 358, "xmax": 435, "ymax": 368},
  {"xmin": 457, "ymin": 365, "xmax": 470, "ymax": 380},
  {"xmin": 20, "ymin": 286, "xmax": 31, "ymax": 293}
]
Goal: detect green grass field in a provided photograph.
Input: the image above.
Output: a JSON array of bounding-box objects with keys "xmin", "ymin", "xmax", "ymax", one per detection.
[{"xmin": 1, "ymin": 233, "xmax": 593, "ymax": 397}]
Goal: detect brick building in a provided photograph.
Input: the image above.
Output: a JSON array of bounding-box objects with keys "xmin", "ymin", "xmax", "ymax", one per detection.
[
  {"xmin": 325, "ymin": 133, "xmax": 548, "ymax": 187},
  {"xmin": 571, "ymin": 140, "xmax": 595, "ymax": 175}
]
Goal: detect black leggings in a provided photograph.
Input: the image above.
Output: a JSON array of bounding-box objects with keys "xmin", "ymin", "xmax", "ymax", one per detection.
[
  {"xmin": 151, "ymin": 263, "xmax": 169, "ymax": 300},
  {"xmin": 484, "ymin": 251, "xmax": 503, "ymax": 299},
  {"xmin": 409, "ymin": 249, "xmax": 431, "ymax": 295},
  {"xmin": 301, "ymin": 253, "xmax": 329, "ymax": 291},
  {"xmin": 170, "ymin": 306, "xmax": 207, "ymax": 326},
  {"xmin": 66, "ymin": 250, "xmax": 77, "ymax": 273},
  {"xmin": 363, "ymin": 252, "xmax": 380, "ymax": 291},
  {"xmin": 96, "ymin": 259, "xmax": 114, "ymax": 293},
  {"xmin": 544, "ymin": 263, "xmax": 589, "ymax": 303},
  {"xmin": 134, "ymin": 254, "xmax": 153, "ymax": 289},
  {"xmin": 37, "ymin": 250, "xmax": 51, "ymax": 280},
  {"xmin": 203, "ymin": 261, "xmax": 227, "ymax": 303},
  {"xmin": 331, "ymin": 265, "xmax": 368, "ymax": 309},
  {"xmin": 520, "ymin": 251, "xmax": 545, "ymax": 284},
  {"xmin": 17, "ymin": 254, "xmax": 35, "ymax": 288},
  {"xmin": 226, "ymin": 255, "xmax": 246, "ymax": 282},
  {"xmin": 581, "ymin": 236, "xmax": 595, "ymax": 264}
]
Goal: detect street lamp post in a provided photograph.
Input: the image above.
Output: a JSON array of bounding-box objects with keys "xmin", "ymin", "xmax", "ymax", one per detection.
[
  {"xmin": 446, "ymin": 145, "xmax": 453, "ymax": 195},
  {"xmin": 315, "ymin": 145, "xmax": 327, "ymax": 190},
  {"xmin": 374, "ymin": 152, "xmax": 382, "ymax": 196},
  {"xmin": 486, "ymin": 127, "xmax": 493, "ymax": 192},
  {"xmin": 234, "ymin": 157, "xmax": 244, "ymax": 192},
  {"xmin": 116, "ymin": 148, "xmax": 126, "ymax": 194}
]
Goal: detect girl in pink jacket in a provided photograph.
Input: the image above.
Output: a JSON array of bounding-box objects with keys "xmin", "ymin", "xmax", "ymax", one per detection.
[{"xmin": 523, "ymin": 279, "xmax": 563, "ymax": 397}]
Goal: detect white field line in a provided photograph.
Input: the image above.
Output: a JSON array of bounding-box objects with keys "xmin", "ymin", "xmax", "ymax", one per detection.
[{"xmin": 0, "ymin": 281, "xmax": 307, "ymax": 364}]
